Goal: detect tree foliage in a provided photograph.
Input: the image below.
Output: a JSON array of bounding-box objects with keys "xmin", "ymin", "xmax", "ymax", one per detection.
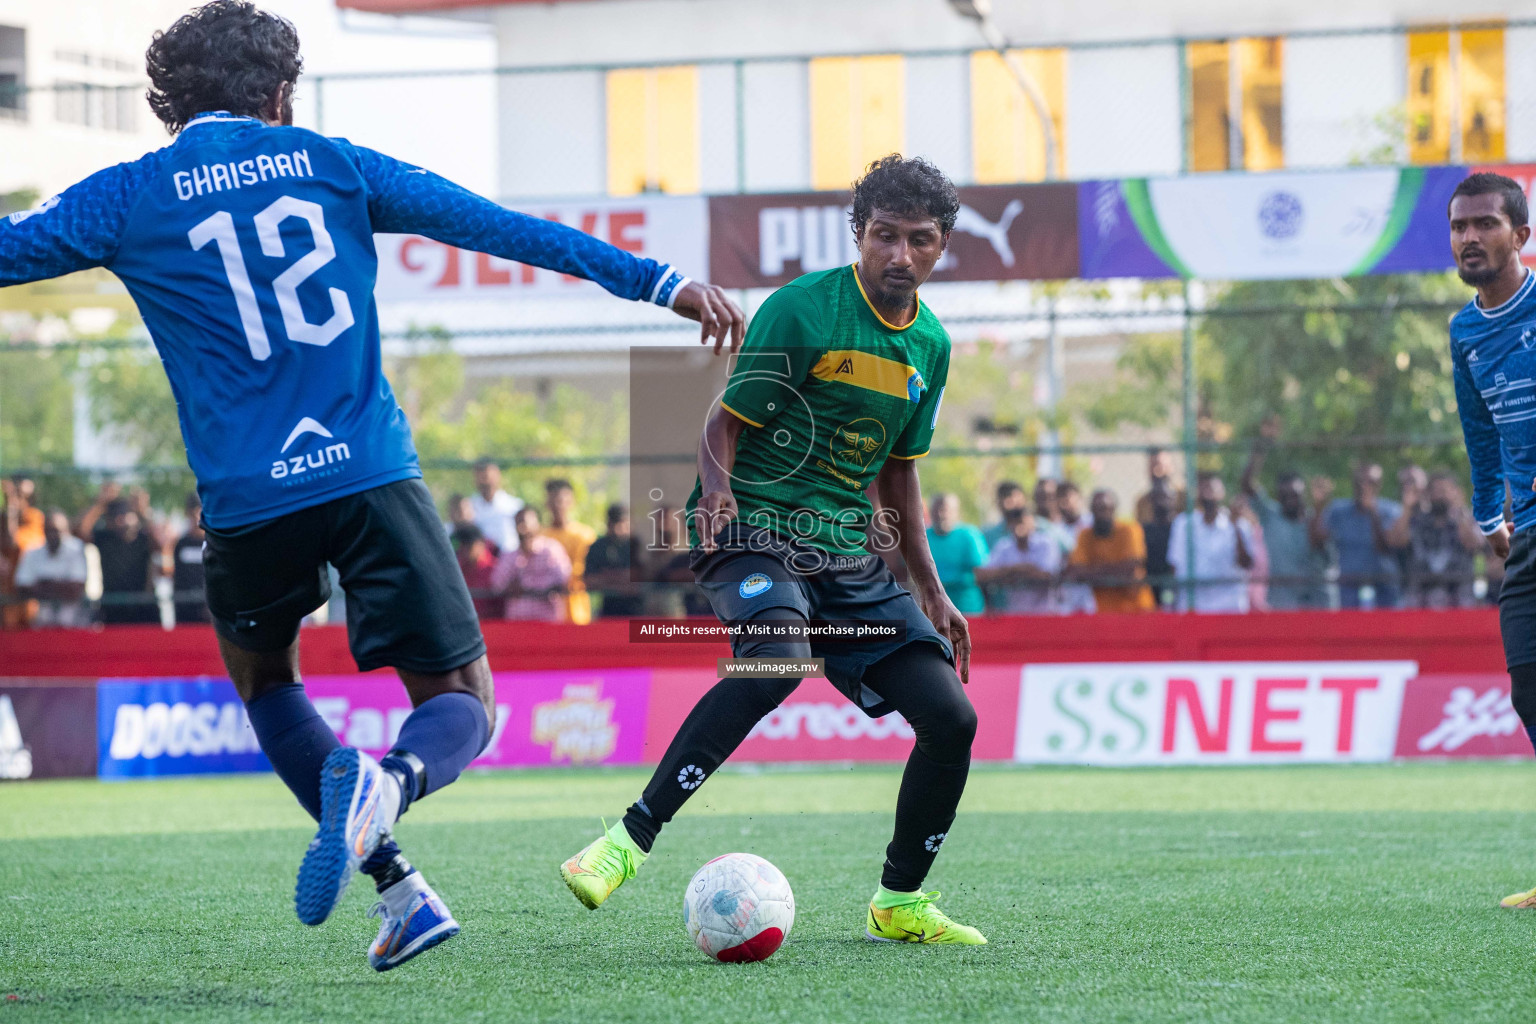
[{"xmin": 1070, "ymin": 273, "xmax": 1470, "ymax": 486}]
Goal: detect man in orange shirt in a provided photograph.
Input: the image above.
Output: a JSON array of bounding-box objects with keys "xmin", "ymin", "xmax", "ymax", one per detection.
[
  {"xmin": 541, "ymin": 478, "xmax": 597, "ymax": 625},
  {"xmin": 1066, "ymin": 489, "xmax": 1154, "ymax": 613},
  {"xmin": 2, "ymin": 475, "xmax": 45, "ymax": 628}
]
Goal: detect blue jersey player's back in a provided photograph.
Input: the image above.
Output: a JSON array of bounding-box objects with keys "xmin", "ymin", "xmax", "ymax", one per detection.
[{"xmin": 0, "ymin": 112, "xmax": 691, "ymax": 529}]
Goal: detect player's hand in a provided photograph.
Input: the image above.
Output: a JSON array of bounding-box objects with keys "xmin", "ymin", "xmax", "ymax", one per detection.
[
  {"xmin": 692, "ymin": 489, "xmax": 738, "ymax": 554},
  {"xmin": 671, "ymin": 282, "xmax": 745, "ymax": 355},
  {"xmin": 1488, "ymin": 522, "xmax": 1512, "ymax": 561},
  {"xmin": 917, "ymin": 583, "xmax": 971, "ymax": 685}
]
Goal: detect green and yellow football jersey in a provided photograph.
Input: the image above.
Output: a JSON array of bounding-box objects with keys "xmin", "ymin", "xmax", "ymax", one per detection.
[{"xmin": 686, "ymin": 264, "xmax": 951, "ymax": 558}]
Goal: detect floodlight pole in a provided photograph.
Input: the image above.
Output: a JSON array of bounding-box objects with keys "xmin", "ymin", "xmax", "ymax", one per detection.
[{"xmin": 946, "ymin": 0, "xmax": 1060, "ymax": 180}]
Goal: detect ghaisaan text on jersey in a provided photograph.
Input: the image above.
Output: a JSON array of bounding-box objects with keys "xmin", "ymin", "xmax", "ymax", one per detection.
[{"xmin": 173, "ymin": 150, "xmax": 315, "ymax": 201}]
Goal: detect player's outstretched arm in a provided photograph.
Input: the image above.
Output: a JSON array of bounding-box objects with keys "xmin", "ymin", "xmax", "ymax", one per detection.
[
  {"xmin": 0, "ymin": 164, "xmax": 139, "ymax": 288},
  {"xmin": 352, "ymin": 147, "xmax": 742, "ymax": 352}
]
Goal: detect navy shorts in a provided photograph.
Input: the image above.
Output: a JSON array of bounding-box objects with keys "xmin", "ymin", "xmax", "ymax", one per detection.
[
  {"xmin": 689, "ymin": 524, "xmax": 953, "ymax": 718},
  {"xmin": 203, "ymin": 479, "xmax": 486, "ymax": 674},
  {"xmin": 1500, "ymin": 530, "xmax": 1536, "ymax": 670}
]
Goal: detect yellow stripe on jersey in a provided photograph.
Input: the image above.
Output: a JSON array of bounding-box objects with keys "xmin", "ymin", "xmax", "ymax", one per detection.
[
  {"xmin": 720, "ymin": 401, "xmax": 765, "ymax": 428},
  {"xmin": 811, "ymin": 350, "xmax": 926, "ymax": 403}
]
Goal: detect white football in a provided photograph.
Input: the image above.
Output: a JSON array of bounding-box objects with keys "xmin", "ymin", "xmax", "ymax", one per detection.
[{"xmin": 683, "ymin": 852, "xmax": 795, "ymax": 962}]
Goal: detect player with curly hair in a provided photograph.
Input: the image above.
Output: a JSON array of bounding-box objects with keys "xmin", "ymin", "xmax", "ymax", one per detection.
[
  {"xmin": 560, "ymin": 155, "xmax": 986, "ymax": 945},
  {"xmin": 0, "ymin": 1, "xmax": 743, "ymax": 972}
]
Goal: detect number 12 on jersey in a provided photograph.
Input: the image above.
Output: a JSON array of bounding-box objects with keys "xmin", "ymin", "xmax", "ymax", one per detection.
[{"xmin": 189, "ymin": 194, "xmax": 355, "ymax": 361}]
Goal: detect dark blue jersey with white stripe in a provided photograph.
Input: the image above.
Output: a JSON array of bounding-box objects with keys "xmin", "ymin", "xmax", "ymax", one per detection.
[
  {"xmin": 1449, "ymin": 268, "xmax": 1536, "ymax": 536},
  {"xmin": 0, "ymin": 112, "xmax": 689, "ymax": 528}
]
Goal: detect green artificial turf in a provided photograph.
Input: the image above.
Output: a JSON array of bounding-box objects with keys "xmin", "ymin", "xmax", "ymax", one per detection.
[{"xmin": 4, "ymin": 762, "xmax": 1536, "ymax": 1023}]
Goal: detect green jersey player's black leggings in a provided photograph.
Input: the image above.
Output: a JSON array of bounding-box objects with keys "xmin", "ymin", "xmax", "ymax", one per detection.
[{"xmin": 623, "ymin": 608, "xmax": 976, "ymax": 892}]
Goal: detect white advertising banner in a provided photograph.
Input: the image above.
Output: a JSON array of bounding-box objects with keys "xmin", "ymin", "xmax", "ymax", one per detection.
[
  {"xmin": 372, "ymin": 195, "xmax": 708, "ymax": 303},
  {"xmin": 1145, "ymin": 170, "xmax": 1402, "ymax": 279},
  {"xmin": 1015, "ymin": 662, "xmax": 1417, "ymax": 765}
]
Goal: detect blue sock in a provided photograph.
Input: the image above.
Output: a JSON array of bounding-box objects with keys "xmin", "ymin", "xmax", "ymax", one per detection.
[
  {"xmin": 245, "ymin": 683, "xmax": 405, "ymax": 880},
  {"xmin": 381, "ymin": 692, "xmax": 490, "ymax": 804}
]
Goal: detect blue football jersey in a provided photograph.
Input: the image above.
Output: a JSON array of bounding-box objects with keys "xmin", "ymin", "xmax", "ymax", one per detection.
[
  {"xmin": 0, "ymin": 112, "xmax": 689, "ymax": 529},
  {"xmin": 1450, "ymin": 268, "xmax": 1536, "ymax": 536}
]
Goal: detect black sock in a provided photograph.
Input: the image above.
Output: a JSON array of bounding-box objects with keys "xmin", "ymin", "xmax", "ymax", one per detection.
[
  {"xmin": 863, "ymin": 642, "xmax": 977, "ymax": 893},
  {"xmin": 368, "ymin": 853, "xmax": 416, "ymax": 892},
  {"xmin": 880, "ymin": 746, "xmax": 970, "ymax": 891},
  {"xmin": 628, "ymin": 674, "xmax": 799, "ymax": 844}
]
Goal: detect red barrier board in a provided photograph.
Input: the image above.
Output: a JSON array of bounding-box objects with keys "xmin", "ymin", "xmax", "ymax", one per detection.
[{"xmin": 1394, "ymin": 674, "xmax": 1532, "ymax": 758}]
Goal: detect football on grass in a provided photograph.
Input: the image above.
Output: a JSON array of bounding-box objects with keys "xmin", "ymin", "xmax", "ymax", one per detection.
[{"xmin": 683, "ymin": 853, "xmax": 795, "ymax": 962}]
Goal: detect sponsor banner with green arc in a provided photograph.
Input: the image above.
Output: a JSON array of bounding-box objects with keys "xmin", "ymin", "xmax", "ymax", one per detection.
[{"xmin": 1078, "ymin": 166, "xmax": 1468, "ymax": 280}]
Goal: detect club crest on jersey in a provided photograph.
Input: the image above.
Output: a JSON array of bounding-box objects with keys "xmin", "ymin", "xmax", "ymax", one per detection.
[
  {"xmin": 906, "ymin": 371, "xmax": 925, "ymax": 403},
  {"xmin": 740, "ymin": 574, "xmax": 774, "ymax": 598},
  {"xmin": 831, "ymin": 417, "xmax": 888, "ymax": 471},
  {"xmin": 1521, "ymin": 326, "xmax": 1536, "ymax": 349}
]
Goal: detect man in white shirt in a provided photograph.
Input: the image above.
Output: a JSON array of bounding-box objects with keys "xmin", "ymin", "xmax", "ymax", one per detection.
[
  {"xmin": 14, "ymin": 509, "xmax": 94, "ymax": 628},
  {"xmin": 471, "ymin": 457, "xmax": 523, "ymax": 555},
  {"xmin": 1168, "ymin": 473, "xmax": 1255, "ymax": 613},
  {"xmin": 975, "ymin": 507, "xmax": 1082, "ymax": 614}
]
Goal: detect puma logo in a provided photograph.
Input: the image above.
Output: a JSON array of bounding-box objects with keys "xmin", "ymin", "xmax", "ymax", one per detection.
[{"xmin": 950, "ymin": 199, "xmax": 1025, "ymax": 267}]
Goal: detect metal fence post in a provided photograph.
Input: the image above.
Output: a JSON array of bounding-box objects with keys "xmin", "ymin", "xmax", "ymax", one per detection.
[{"xmin": 1182, "ymin": 278, "xmax": 1198, "ymax": 613}]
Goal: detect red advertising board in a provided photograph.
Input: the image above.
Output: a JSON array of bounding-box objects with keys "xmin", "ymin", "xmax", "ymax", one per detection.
[
  {"xmin": 645, "ymin": 666, "xmax": 1019, "ymax": 763},
  {"xmin": 1394, "ymin": 673, "xmax": 1532, "ymax": 758}
]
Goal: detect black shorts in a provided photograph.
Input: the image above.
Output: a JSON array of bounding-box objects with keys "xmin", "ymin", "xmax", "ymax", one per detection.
[
  {"xmin": 689, "ymin": 523, "xmax": 953, "ymax": 718},
  {"xmin": 203, "ymin": 479, "xmax": 486, "ymax": 674},
  {"xmin": 1500, "ymin": 530, "xmax": 1536, "ymax": 670}
]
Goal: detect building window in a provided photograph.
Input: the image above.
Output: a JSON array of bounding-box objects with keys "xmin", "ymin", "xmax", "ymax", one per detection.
[
  {"xmin": 970, "ymin": 48, "xmax": 1066, "ymax": 183},
  {"xmin": 1238, "ymin": 37, "xmax": 1284, "ymax": 171},
  {"xmin": 54, "ymin": 81, "xmax": 137, "ymax": 132},
  {"xmin": 1407, "ymin": 27, "xmax": 1505, "ymax": 164},
  {"xmin": 1186, "ymin": 41, "xmax": 1230, "ymax": 171},
  {"xmin": 605, "ymin": 65, "xmax": 699, "ymax": 195},
  {"xmin": 0, "ymin": 25, "xmax": 24, "ymax": 121},
  {"xmin": 809, "ymin": 55, "xmax": 905, "ymax": 191},
  {"xmin": 1460, "ymin": 27, "xmax": 1506, "ymax": 163},
  {"xmin": 1186, "ymin": 37, "xmax": 1284, "ymax": 173}
]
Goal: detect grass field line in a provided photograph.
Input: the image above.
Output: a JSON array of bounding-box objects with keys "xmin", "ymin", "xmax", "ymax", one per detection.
[{"xmin": 2, "ymin": 763, "xmax": 1534, "ymax": 841}]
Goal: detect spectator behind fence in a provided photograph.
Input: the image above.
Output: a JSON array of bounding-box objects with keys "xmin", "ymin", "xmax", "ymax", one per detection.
[
  {"xmin": 1168, "ymin": 473, "xmax": 1255, "ymax": 613},
  {"xmin": 1139, "ymin": 486, "xmax": 1178, "ymax": 608},
  {"xmin": 542, "ymin": 478, "xmax": 596, "ymax": 625},
  {"xmin": 982, "ymin": 481, "xmax": 1027, "ymax": 549},
  {"xmin": 471, "ymin": 457, "xmax": 522, "ymax": 555},
  {"xmin": 1058, "ymin": 481, "xmax": 1088, "ymax": 536},
  {"xmin": 451, "ymin": 523, "xmax": 504, "ymax": 619},
  {"xmin": 1134, "ymin": 447, "xmax": 1186, "ymax": 524},
  {"xmin": 3, "ymin": 475, "xmax": 44, "ymax": 628},
  {"xmin": 1313, "ymin": 462, "xmax": 1402, "ymax": 609},
  {"xmin": 14, "ymin": 509, "xmax": 94, "ymax": 628},
  {"xmin": 1240, "ymin": 420, "xmax": 1331, "ymax": 610},
  {"xmin": 976, "ymin": 507, "xmax": 1074, "ymax": 614},
  {"xmin": 1065, "ymin": 489, "xmax": 1153, "ymax": 613},
  {"xmin": 925, "ymin": 493, "xmax": 989, "ymax": 615},
  {"xmin": 1033, "ymin": 477, "xmax": 1076, "ymax": 555},
  {"xmin": 586, "ymin": 503, "xmax": 645, "ymax": 618},
  {"xmin": 494, "ymin": 506, "xmax": 571, "ymax": 621},
  {"xmin": 1390, "ymin": 472, "xmax": 1482, "ymax": 608},
  {"xmin": 172, "ymin": 492, "xmax": 209, "ymax": 625},
  {"xmin": 80, "ymin": 487, "xmax": 163, "ymax": 625}
]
